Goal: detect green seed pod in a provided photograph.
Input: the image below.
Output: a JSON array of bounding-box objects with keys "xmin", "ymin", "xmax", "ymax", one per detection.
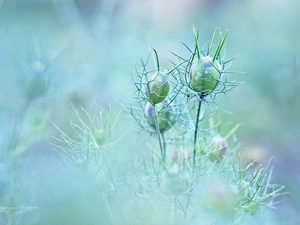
[
  {"xmin": 190, "ymin": 56, "xmax": 222, "ymax": 94},
  {"xmin": 145, "ymin": 72, "xmax": 170, "ymax": 104},
  {"xmin": 93, "ymin": 128, "xmax": 105, "ymax": 146},
  {"xmin": 144, "ymin": 101, "xmax": 175, "ymax": 133}
]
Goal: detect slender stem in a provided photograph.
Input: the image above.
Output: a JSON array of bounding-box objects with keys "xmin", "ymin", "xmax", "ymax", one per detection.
[
  {"xmin": 86, "ymin": 136, "xmax": 90, "ymax": 162},
  {"xmin": 184, "ymin": 192, "xmax": 191, "ymax": 219},
  {"xmin": 173, "ymin": 197, "xmax": 177, "ymax": 222},
  {"xmin": 99, "ymin": 146, "xmax": 116, "ymax": 191},
  {"xmin": 103, "ymin": 192, "xmax": 115, "ymax": 225},
  {"xmin": 161, "ymin": 132, "xmax": 167, "ymax": 162},
  {"xmin": 184, "ymin": 98, "xmax": 203, "ymax": 219},
  {"xmin": 153, "ymin": 105, "xmax": 165, "ymax": 162},
  {"xmin": 193, "ymin": 98, "xmax": 202, "ymax": 168}
]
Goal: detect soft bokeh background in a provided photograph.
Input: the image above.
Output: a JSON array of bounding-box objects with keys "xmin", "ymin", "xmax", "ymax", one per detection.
[{"xmin": 0, "ymin": 0, "xmax": 299, "ymax": 224}]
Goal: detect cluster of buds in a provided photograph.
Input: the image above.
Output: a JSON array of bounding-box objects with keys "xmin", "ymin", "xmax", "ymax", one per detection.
[
  {"xmin": 126, "ymin": 27, "xmax": 284, "ymax": 223},
  {"xmin": 143, "ymin": 50, "xmax": 175, "ymax": 134}
]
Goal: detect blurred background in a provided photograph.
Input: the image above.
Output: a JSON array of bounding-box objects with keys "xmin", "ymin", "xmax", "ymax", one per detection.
[{"xmin": 0, "ymin": 0, "xmax": 299, "ymax": 224}]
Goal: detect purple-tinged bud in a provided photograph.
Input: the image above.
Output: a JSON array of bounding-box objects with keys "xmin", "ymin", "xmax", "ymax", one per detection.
[
  {"xmin": 144, "ymin": 101, "xmax": 175, "ymax": 133},
  {"xmin": 145, "ymin": 72, "xmax": 170, "ymax": 104}
]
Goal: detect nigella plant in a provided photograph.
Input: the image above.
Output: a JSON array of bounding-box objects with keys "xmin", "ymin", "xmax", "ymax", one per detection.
[
  {"xmin": 127, "ymin": 27, "xmax": 237, "ymax": 167},
  {"xmin": 52, "ymin": 103, "xmax": 118, "ymax": 190},
  {"xmin": 183, "ymin": 27, "xmax": 228, "ymax": 169},
  {"xmin": 51, "ymin": 27, "xmax": 284, "ymax": 225},
  {"xmin": 122, "ymin": 27, "xmax": 284, "ymax": 224}
]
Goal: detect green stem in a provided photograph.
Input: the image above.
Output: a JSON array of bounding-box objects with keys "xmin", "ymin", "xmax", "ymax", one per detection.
[
  {"xmin": 184, "ymin": 99, "xmax": 203, "ymax": 219},
  {"xmin": 87, "ymin": 136, "xmax": 90, "ymax": 162},
  {"xmin": 99, "ymin": 146, "xmax": 116, "ymax": 191},
  {"xmin": 193, "ymin": 98, "xmax": 202, "ymax": 169},
  {"xmin": 153, "ymin": 105, "xmax": 165, "ymax": 162},
  {"xmin": 103, "ymin": 192, "xmax": 115, "ymax": 224},
  {"xmin": 173, "ymin": 197, "xmax": 177, "ymax": 222},
  {"xmin": 184, "ymin": 192, "xmax": 191, "ymax": 219},
  {"xmin": 161, "ymin": 132, "xmax": 167, "ymax": 162}
]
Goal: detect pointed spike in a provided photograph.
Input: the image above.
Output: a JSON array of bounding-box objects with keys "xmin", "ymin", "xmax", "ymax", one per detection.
[
  {"xmin": 209, "ymin": 27, "xmax": 218, "ymax": 55},
  {"xmin": 192, "ymin": 25, "xmax": 200, "ymax": 59},
  {"xmin": 213, "ymin": 29, "xmax": 229, "ymax": 61},
  {"xmin": 150, "ymin": 47, "xmax": 160, "ymax": 72}
]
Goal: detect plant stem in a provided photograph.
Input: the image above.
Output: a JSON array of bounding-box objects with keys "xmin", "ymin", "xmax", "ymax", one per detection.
[
  {"xmin": 184, "ymin": 193, "xmax": 191, "ymax": 219},
  {"xmin": 153, "ymin": 105, "xmax": 165, "ymax": 162},
  {"xmin": 173, "ymin": 197, "xmax": 177, "ymax": 223},
  {"xmin": 184, "ymin": 98, "xmax": 203, "ymax": 218},
  {"xmin": 193, "ymin": 98, "xmax": 202, "ymax": 169},
  {"xmin": 103, "ymin": 192, "xmax": 115, "ymax": 225},
  {"xmin": 161, "ymin": 132, "xmax": 167, "ymax": 161},
  {"xmin": 99, "ymin": 146, "xmax": 116, "ymax": 191}
]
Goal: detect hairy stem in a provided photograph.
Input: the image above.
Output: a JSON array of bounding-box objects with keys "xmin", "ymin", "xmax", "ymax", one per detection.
[
  {"xmin": 173, "ymin": 197, "xmax": 178, "ymax": 222},
  {"xmin": 99, "ymin": 146, "xmax": 115, "ymax": 191},
  {"xmin": 161, "ymin": 132, "xmax": 167, "ymax": 161},
  {"xmin": 193, "ymin": 98, "xmax": 202, "ymax": 168},
  {"xmin": 153, "ymin": 105, "xmax": 165, "ymax": 162},
  {"xmin": 184, "ymin": 193, "xmax": 191, "ymax": 219}
]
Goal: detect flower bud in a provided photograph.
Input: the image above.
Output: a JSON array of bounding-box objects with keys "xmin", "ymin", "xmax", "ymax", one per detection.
[
  {"xmin": 145, "ymin": 72, "xmax": 170, "ymax": 104},
  {"xmin": 144, "ymin": 101, "xmax": 175, "ymax": 133},
  {"xmin": 190, "ymin": 56, "xmax": 221, "ymax": 94},
  {"xmin": 93, "ymin": 128, "xmax": 105, "ymax": 146}
]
